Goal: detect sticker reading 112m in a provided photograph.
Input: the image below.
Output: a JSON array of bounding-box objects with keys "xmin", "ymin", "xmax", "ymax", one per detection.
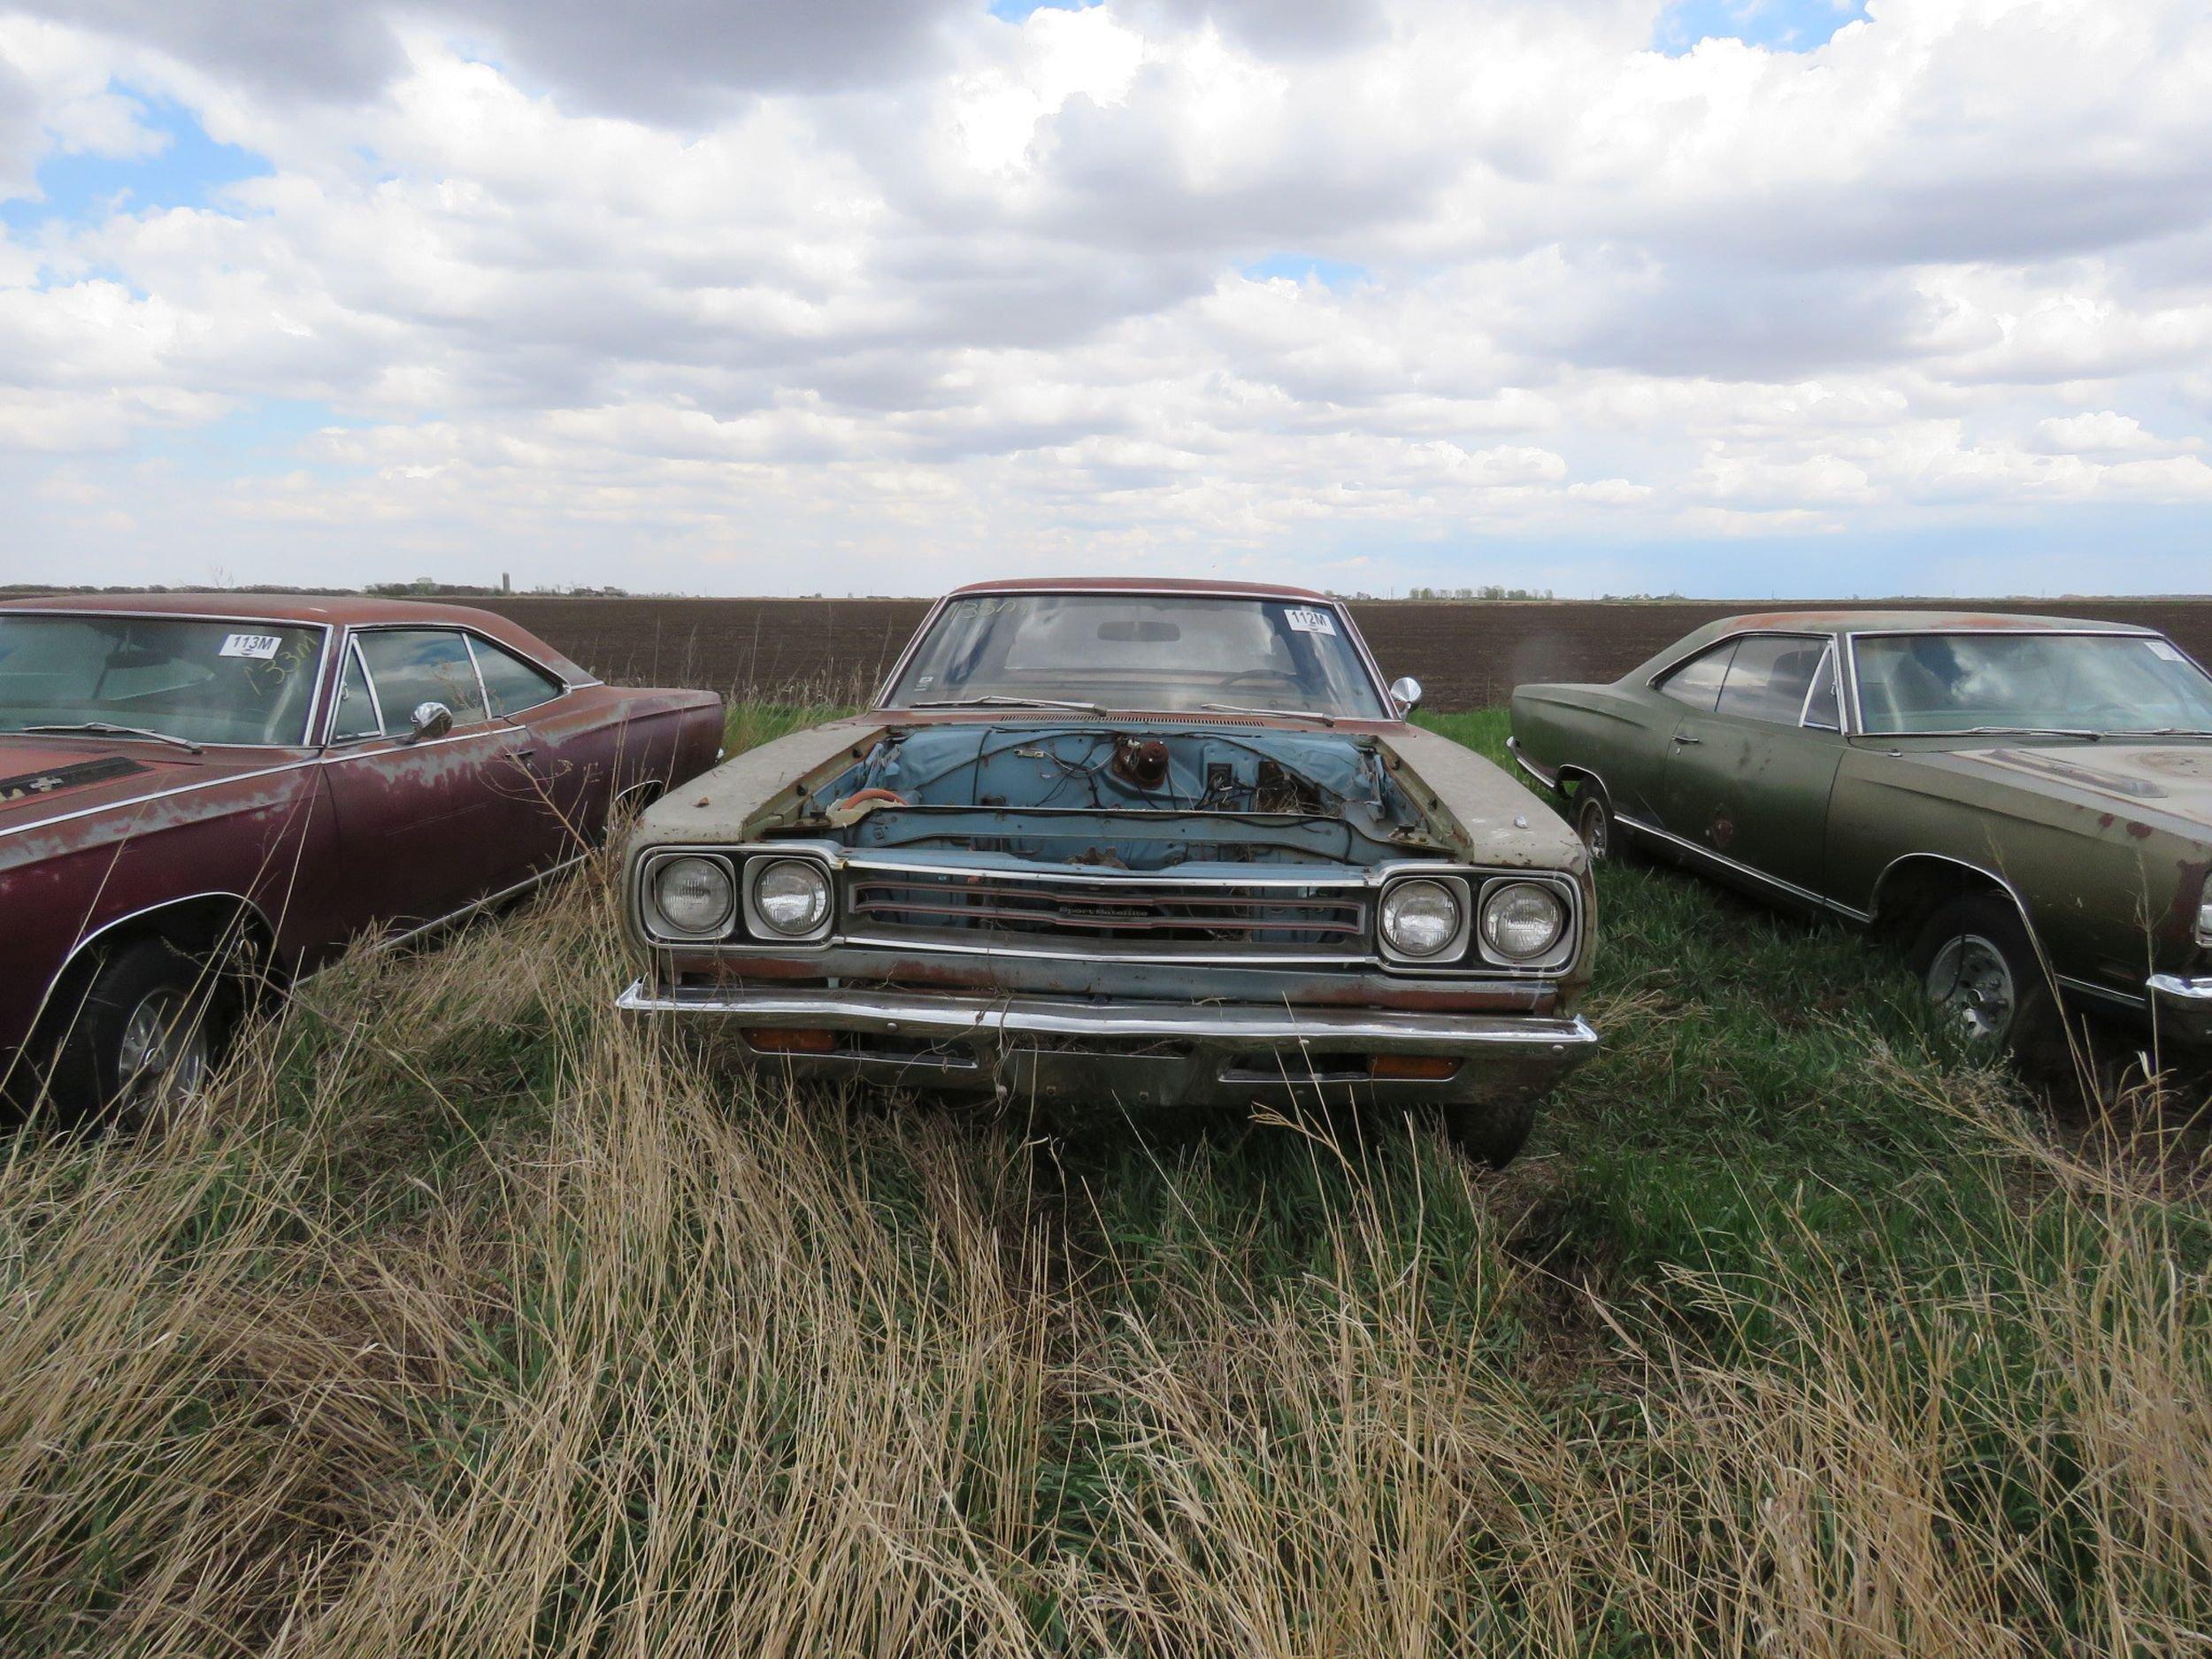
[
  {"xmin": 1284, "ymin": 607, "xmax": 1336, "ymax": 636},
  {"xmin": 219, "ymin": 633, "xmax": 284, "ymax": 660}
]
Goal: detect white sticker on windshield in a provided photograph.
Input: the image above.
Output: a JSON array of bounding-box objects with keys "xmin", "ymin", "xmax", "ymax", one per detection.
[
  {"xmin": 219, "ymin": 633, "xmax": 283, "ymax": 660},
  {"xmin": 2146, "ymin": 639, "xmax": 2184, "ymax": 662},
  {"xmin": 1285, "ymin": 607, "xmax": 1336, "ymax": 636}
]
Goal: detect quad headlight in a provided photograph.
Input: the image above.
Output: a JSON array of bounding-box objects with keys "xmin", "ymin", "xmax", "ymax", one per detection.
[
  {"xmin": 1479, "ymin": 880, "xmax": 1567, "ymax": 964},
  {"xmin": 749, "ymin": 857, "xmax": 832, "ymax": 939},
  {"xmin": 1379, "ymin": 878, "xmax": 1464, "ymax": 960},
  {"xmin": 650, "ymin": 855, "xmax": 735, "ymax": 938}
]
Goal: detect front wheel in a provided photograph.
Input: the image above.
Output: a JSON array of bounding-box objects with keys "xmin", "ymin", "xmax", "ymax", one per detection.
[
  {"xmin": 46, "ymin": 938, "xmax": 229, "ymax": 1127},
  {"xmin": 1909, "ymin": 894, "xmax": 2058, "ymax": 1061},
  {"xmin": 1438, "ymin": 1096, "xmax": 1537, "ymax": 1168}
]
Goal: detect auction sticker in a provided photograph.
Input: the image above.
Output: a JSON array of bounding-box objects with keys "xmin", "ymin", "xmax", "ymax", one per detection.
[
  {"xmin": 1284, "ymin": 607, "xmax": 1337, "ymax": 636},
  {"xmin": 2146, "ymin": 639, "xmax": 2184, "ymax": 662},
  {"xmin": 219, "ymin": 633, "xmax": 284, "ymax": 660}
]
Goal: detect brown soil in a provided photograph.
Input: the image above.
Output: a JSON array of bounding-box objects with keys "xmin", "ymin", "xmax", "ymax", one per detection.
[{"xmin": 471, "ymin": 594, "xmax": 2212, "ymax": 713}]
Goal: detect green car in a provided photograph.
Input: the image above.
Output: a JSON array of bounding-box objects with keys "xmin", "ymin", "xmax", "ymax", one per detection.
[{"xmin": 1509, "ymin": 610, "xmax": 2212, "ymax": 1057}]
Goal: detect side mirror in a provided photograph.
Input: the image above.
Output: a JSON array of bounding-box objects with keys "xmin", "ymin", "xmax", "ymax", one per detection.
[
  {"xmin": 1389, "ymin": 676, "xmax": 1424, "ymax": 714},
  {"xmin": 408, "ymin": 701, "xmax": 454, "ymax": 742}
]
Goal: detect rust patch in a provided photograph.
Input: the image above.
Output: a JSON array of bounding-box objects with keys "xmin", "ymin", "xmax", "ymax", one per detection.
[
  {"xmin": 2128, "ymin": 821, "xmax": 2154, "ymax": 840},
  {"xmin": 1709, "ymin": 814, "xmax": 1736, "ymax": 850}
]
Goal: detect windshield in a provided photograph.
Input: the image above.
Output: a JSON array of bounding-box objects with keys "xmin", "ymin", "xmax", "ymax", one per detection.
[
  {"xmin": 0, "ymin": 615, "xmax": 325, "ymax": 746},
  {"xmin": 1853, "ymin": 632, "xmax": 2212, "ymax": 735},
  {"xmin": 883, "ymin": 594, "xmax": 1389, "ymax": 718}
]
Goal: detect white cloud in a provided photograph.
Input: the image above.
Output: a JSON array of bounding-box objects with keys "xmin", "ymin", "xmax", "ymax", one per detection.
[{"xmin": 2, "ymin": 0, "xmax": 2212, "ymax": 594}]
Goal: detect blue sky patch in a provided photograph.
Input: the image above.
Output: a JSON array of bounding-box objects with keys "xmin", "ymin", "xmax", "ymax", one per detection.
[
  {"xmin": 1655, "ymin": 0, "xmax": 1868, "ymax": 55},
  {"xmin": 1243, "ymin": 254, "xmax": 1372, "ymax": 290},
  {"xmin": 0, "ymin": 91, "xmax": 270, "ymax": 232},
  {"xmin": 988, "ymin": 0, "xmax": 1102, "ymax": 19}
]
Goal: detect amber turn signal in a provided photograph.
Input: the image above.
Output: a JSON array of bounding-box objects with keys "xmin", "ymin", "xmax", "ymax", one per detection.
[
  {"xmin": 1370, "ymin": 1054, "xmax": 1458, "ymax": 1081},
  {"xmin": 741, "ymin": 1026, "xmax": 837, "ymax": 1055}
]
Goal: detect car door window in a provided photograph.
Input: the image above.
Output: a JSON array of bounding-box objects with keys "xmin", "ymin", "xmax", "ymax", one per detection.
[
  {"xmin": 330, "ymin": 641, "xmax": 382, "ymax": 740},
  {"xmin": 1715, "ymin": 636, "xmax": 1824, "ymax": 726},
  {"xmin": 356, "ymin": 630, "xmax": 488, "ymax": 732},
  {"xmin": 469, "ymin": 636, "xmax": 564, "ymax": 716},
  {"xmin": 1656, "ymin": 641, "xmax": 1737, "ymax": 711},
  {"xmin": 1801, "ymin": 647, "xmax": 1840, "ymax": 730}
]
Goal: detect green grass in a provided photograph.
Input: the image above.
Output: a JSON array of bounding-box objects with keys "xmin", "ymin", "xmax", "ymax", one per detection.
[{"xmin": 0, "ymin": 703, "xmax": 2205, "ymax": 1655}]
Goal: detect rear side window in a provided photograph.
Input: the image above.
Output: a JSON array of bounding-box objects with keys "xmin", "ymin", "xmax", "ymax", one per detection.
[
  {"xmin": 356, "ymin": 630, "xmax": 488, "ymax": 730},
  {"xmin": 1656, "ymin": 641, "xmax": 1736, "ymax": 710},
  {"xmin": 470, "ymin": 637, "xmax": 564, "ymax": 716},
  {"xmin": 1715, "ymin": 636, "xmax": 1825, "ymax": 726}
]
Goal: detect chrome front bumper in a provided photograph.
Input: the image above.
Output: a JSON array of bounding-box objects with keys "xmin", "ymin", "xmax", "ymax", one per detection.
[
  {"xmin": 2147, "ymin": 972, "xmax": 2212, "ymax": 1045},
  {"xmin": 616, "ymin": 979, "xmax": 1599, "ymax": 1109}
]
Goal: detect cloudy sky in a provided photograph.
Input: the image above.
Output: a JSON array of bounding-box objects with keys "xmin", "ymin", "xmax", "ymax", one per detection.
[{"xmin": 3, "ymin": 0, "xmax": 2210, "ymax": 597}]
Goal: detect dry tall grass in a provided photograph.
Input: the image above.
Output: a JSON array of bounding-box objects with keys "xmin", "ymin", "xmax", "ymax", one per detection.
[{"xmin": 1, "ymin": 851, "xmax": 2207, "ymax": 1655}]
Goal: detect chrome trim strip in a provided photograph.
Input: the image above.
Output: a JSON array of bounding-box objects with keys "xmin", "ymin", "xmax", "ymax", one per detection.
[
  {"xmin": 1504, "ymin": 736, "xmax": 1560, "ymax": 790},
  {"xmin": 1615, "ymin": 810, "xmax": 1832, "ymax": 908},
  {"xmin": 0, "ymin": 757, "xmax": 319, "ymax": 841},
  {"xmin": 1, "ymin": 608, "xmax": 334, "ymax": 748},
  {"xmin": 616, "ymin": 979, "xmax": 1601, "ymax": 1055},
  {"xmin": 461, "ymin": 634, "xmax": 495, "ymax": 720},
  {"xmin": 1865, "ymin": 850, "xmax": 2036, "ymax": 937},
  {"xmin": 27, "ymin": 888, "xmax": 275, "ymax": 1041},
  {"xmin": 2068, "ymin": 974, "xmax": 2150, "ymax": 1010},
  {"xmin": 370, "ymin": 854, "xmax": 589, "ymax": 953}
]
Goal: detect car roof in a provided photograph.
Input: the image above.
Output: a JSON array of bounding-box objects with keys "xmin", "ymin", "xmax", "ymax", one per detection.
[
  {"xmin": 1696, "ymin": 607, "xmax": 2159, "ymax": 636},
  {"xmin": 0, "ymin": 591, "xmax": 595, "ymax": 681},
  {"xmin": 944, "ymin": 576, "xmax": 1335, "ymax": 602}
]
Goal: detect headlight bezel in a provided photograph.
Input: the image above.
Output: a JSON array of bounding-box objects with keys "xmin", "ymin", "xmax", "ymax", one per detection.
[
  {"xmin": 643, "ymin": 851, "xmax": 737, "ymax": 941},
  {"xmin": 745, "ymin": 856, "xmax": 834, "ymax": 942},
  {"xmin": 1475, "ymin": 876, "xmax": 1573, "ymax": 970},
  {"xmin": 1376, "ymin": 874, "xmax": 1471, "ymax": 964},
  {"xmin": 2196, "ymin": 894, "xmax": 2212, "ymax": 949}
]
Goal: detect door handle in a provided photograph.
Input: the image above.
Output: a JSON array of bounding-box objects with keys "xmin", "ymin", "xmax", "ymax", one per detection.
[{"xmin": 1672, "ymin": 733, "xmax": 1702, "ymax": 746}]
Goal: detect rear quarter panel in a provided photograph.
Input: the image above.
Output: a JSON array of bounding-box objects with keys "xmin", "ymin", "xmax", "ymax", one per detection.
[{"xmin": 1826, "ymin": 750, "xmax": 2202, "ymax": 993}]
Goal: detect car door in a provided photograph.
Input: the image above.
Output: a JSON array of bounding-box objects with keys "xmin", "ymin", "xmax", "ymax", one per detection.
[
  {"xmin": 1655, "ymin": 634, "xmax": 1847, "ymax": 898},
  {"xmin": 465, "ymin": 632, "xmax": 603, "ymax": 867},
  {"xmin": 1628, "ymin": 638, "xmax": 1739, "ymax": 823},
  {"xmin": 319, "ymin": 626, "xmax": 539, "ymax": 935}
]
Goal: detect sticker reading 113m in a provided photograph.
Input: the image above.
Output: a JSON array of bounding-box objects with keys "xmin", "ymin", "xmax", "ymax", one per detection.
[
  {"xmin": 219, "ymin": 633, "xmax": 284, "ymax": 660},
  {"xmin": 1284, "ymin": 607, "xmax": 1336, "ymax": 636}
]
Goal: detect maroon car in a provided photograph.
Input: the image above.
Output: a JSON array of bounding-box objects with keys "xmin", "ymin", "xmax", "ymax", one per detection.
[{"xmin": 0, "ymin": 593, "xmax": 723, "ymax": 1118}]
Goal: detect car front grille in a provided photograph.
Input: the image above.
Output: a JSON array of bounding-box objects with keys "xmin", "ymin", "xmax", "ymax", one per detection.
[{"xmin": 841, "ymin": 863, "xmax": 1371, "ymax": 962}]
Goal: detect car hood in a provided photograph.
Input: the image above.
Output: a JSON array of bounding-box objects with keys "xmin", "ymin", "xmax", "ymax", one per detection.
[
  {"xmin": 0, "ymin": 737, "xmax": 250, "ymax": 825},
  {"xmin": 1941, "ymin": 741, "xmax": 2212, "ymax": 835}
]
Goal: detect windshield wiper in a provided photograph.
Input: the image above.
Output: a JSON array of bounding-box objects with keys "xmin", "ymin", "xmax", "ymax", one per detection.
[
  {"xmin": 1200, "ymin": 703, "xmax": 1338, "ymax": 726},
  {"xmin": 1952, "ymin": 726, "xmax": 2107, "ymax": 741},
  {"xmin": 19, "ymin": 721, "xmax": 204, "ymax": 755},
  {"xmin": 907, "ymin": 695, "xmax": 1105, "ymax": 714},
  {"xmin": 2101, "ymin": 728, "xmax": 2212, "ymax": 739}
]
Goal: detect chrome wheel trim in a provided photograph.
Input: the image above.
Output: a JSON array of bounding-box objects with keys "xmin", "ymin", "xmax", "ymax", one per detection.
[
  {"xmin": 1576, "ymin": 796, "xmax": 1610, "ymax": 860},
  {"xmin": 115, "ymin": 987, "xmax": 211, "ymax": 1118},
  {"xmin": 1927, "ymin": 933, "xmax": 2016, "ymax": 1045}
]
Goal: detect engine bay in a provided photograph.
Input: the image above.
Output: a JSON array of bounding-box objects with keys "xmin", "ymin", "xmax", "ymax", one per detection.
[{"xmin": 788, "ymin": 722, "xmax": 1442, "ymax": 870}]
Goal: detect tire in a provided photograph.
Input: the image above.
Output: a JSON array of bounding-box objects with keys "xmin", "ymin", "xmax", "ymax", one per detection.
[
  {"xmin": 44, "ymin": 937, "xmax": 229, "ymax": 1127},
  {"xmin": 1909, "ymin": 894, "xmax": 2059, "ymax": 1062},
  {"xmin": 1439, "ymin": 1096, "xmax": 1538, "ymax": 1168},
  {"xmin": 1572, "ymin": 787, "xmax": 1616, "ymax": 862}
]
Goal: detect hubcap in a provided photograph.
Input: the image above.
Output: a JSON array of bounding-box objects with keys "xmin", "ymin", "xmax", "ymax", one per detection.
[
  {"xmin": 115, "ymin": 987, "xmax": 211, "ymax": 1118},
  {"xmin": 1578, "ymin": 798, "xmax": 1610, "ymax": 859},
  {"xmin": 1926, "ymin": 933, "xmax": 2016, "ymax": 1045}
]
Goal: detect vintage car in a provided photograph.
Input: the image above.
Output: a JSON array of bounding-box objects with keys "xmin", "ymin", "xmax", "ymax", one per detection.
[
  {"xmin": 1, "ymin": 592, "xmax": 724, "ymax": 1119},
  {"xmin": 1509, "ymin": 609, "xmax": 2212, "ymax": 1057},
  {"xmin": 615, "ymin": 578, "xmax": 1597, "ymax": 1163}
]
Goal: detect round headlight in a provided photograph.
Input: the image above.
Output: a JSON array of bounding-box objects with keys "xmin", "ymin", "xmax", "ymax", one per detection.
[
  {"xmin": 752, "ymin": 858, "xmax": 831, "ymax": 937},
  {"xmin": 653, "ymin": 856, "xmax": 733, "ymax": 937},
  {"xmin": 1379, "ymin": 879, "xmax": 1463, "ymax": 959},
  {"xmin": 1479, "ymin": 881, "xmax": 1566, "ymax": 962}
]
